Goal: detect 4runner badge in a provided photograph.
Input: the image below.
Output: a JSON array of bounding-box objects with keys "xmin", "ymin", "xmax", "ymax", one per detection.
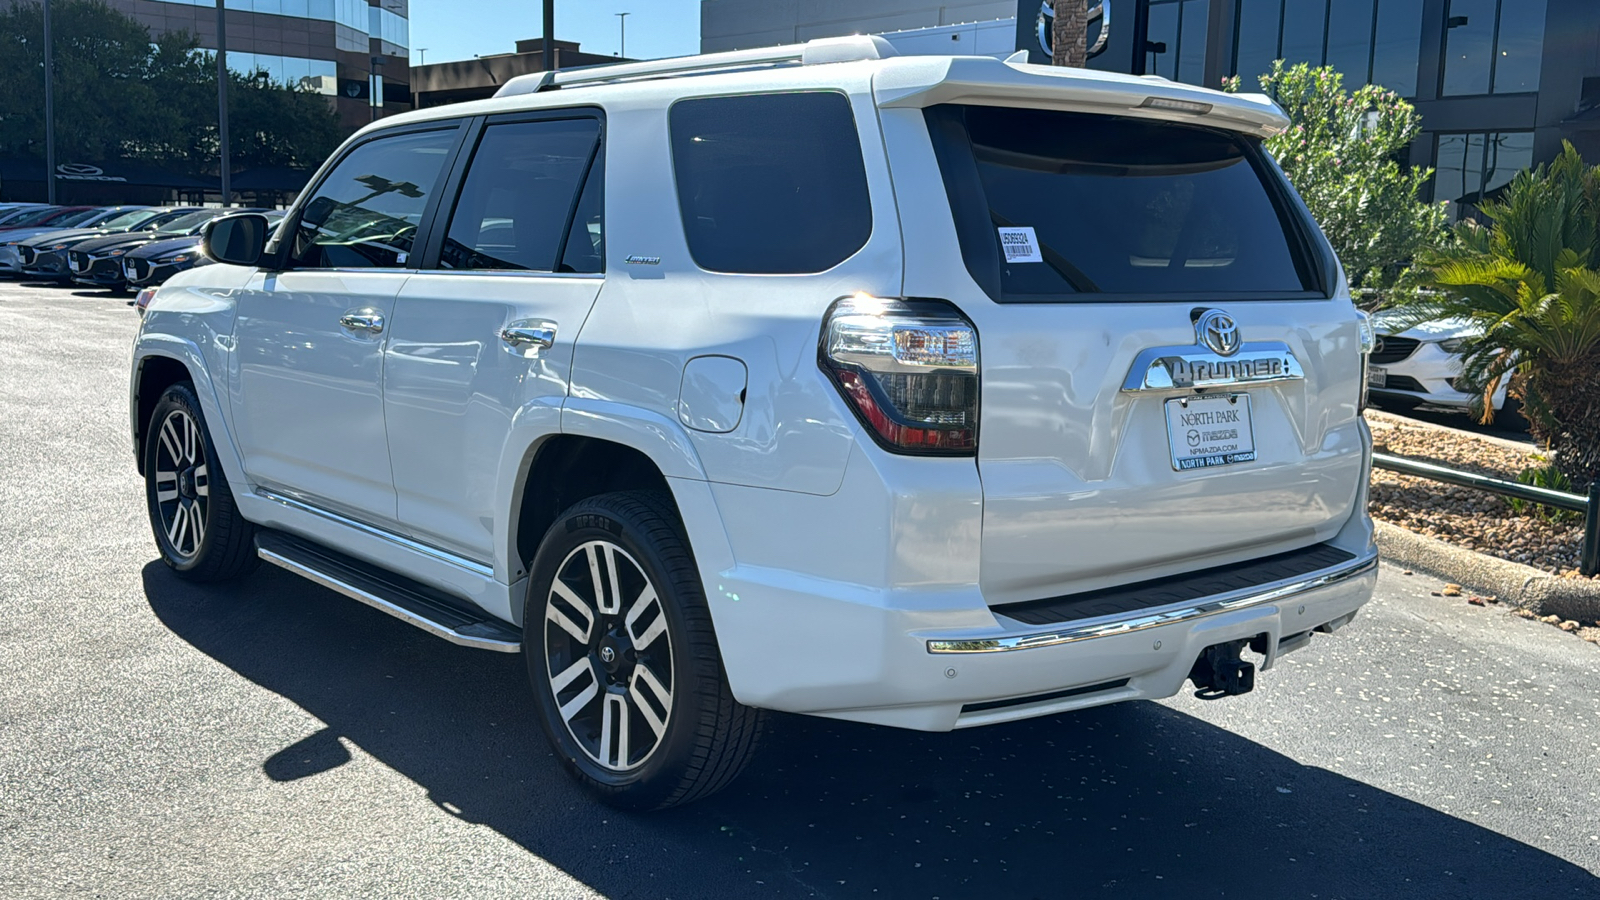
[{"xmin": 1120, "ymin": 312, "xmax": 1305, "ymax": 393}]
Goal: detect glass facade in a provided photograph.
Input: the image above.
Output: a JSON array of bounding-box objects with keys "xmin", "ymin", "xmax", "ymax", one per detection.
[
  {"xmin": 147, "ymin": 0, "xmax": 406, "ymax": 56},
  {"xmin": 223, "ymin": 51, "xmax": 340, "ymax": 94},
  {"xmin": 1232, "ymin": 0, "xmax": 1424, "ymax": 95},
  {"xmin": 1145, "ymin": 0, "xmax": 1209, "ymax": 84},
  {"xmin": 1441, "ymin": 0, "xmax": 1546, "ymax": 95},
  {"xmin": 1432, "ymin": 131, "xmax": 1535, "ymax": 211}
]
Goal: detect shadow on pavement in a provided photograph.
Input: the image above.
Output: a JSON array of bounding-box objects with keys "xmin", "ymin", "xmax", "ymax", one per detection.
[{"xmin": 144, "ymin": 562, "xmax": 1598, "ymax": 899}]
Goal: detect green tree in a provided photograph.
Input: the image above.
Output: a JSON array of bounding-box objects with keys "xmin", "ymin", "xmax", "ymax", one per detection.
[
  {"xmin": 1399, "ymin": 145, "xmax": 1600, "ymax": 484},
  {"xmin": 1225, "ymin": 61, "xmax": 1448, "ymax": 301},
  {"xmin": 0, "ymin": 0, "xmax": 341, "ymax": 176}
]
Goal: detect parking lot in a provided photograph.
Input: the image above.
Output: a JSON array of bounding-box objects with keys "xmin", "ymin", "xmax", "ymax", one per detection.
[{"xmin": 2, "ymin": 279, "xmax": 1598, "ymax": 898}]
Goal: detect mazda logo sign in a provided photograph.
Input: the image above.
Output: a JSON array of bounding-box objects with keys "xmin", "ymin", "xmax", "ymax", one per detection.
[
  {"xmin": 1195, "ymin": 309, "xmax": 1242, "ymax": 357},
  {"xmin": 57, "ymin": 163, "xmax": 104, "ymax": 176}
]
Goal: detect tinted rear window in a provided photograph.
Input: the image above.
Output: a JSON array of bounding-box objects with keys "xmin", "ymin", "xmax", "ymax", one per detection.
[
  {"xmin": 670, "ymin": 92, "xmax": 871, "ymax": 274},
  {"xmin": 925, "ymin": 105, "xmax": 1317, "ymax": 300}
]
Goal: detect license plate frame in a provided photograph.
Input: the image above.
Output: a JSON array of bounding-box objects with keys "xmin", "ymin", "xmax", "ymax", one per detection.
[
  {"xmin": 1367, "ymin": 365, "xmax": 1388, "ymax": 389},
  {"xmin": 1165, "ymin": 393, "xmax": 1256, "ymax": 471}
]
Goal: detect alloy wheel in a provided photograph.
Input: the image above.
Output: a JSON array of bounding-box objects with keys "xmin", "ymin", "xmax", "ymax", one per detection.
[
  {"xmin": 152, "ymin": 409, "xmax": 209, "ymax": 560},
  {"xmin": 544, "ymin": 540, "xmax": 675, "ymax": 773}
]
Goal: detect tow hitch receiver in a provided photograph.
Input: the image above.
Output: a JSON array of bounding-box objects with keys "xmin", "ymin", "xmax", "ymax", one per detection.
[{"xmin": 1189, "ymin": 639, "xmax": 1256, "ymax": 700}]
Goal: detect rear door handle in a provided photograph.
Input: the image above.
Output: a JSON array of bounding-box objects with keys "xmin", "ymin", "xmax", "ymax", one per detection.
[
  {"xmin": 500, "ymin": 321, "xmax": 557, "ymax": 353},
  {"xmin": 339, "ymin": 309, "xmax": 385, "ymax": 334}
]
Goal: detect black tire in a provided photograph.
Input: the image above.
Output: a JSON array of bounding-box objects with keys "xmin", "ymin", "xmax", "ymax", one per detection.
[
  {"xmin": 1493, "ymin": 396, "xmax": 1529, "ymax": 432},
  {"xmin": 144, "ymin": 382, "xmax": 259, "ymax": 581},
  {"xmin": 523, "ymin": 490, "xmax": 763, "ymax": 810}
]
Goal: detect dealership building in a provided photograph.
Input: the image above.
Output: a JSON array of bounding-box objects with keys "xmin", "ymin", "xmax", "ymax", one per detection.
[{"xmin": 702, "ymin": 0, "xmax": 1600, "ymax": 214}]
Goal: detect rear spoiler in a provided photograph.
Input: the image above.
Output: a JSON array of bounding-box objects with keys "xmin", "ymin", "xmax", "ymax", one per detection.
[{"xmin": 873, "ymin": 56, "xmax": 1289, "ymax": 139}]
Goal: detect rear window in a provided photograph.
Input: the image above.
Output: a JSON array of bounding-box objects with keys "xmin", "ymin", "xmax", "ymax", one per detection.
[
  {"xmin": 669, "ymin": 91, "xmax": 871, "ymax": 274},
  {"xmin": 924, "ymin": 105, "xmax": 1319, "ymax": 301}
]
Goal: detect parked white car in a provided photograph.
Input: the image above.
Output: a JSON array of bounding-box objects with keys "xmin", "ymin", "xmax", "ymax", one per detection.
[
  {"xmin": 130, "ymin": 38, "xmax": 1377, "ymax": 809},
  {"xmin": 1368, "ymin": 314, "xmax": 1517, "ymax": 424}
]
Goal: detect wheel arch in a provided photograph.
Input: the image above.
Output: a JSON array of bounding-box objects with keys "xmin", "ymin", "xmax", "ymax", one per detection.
[{"xmin": 131, "ymin": 340, "xmax": 246, "ymax": 492}]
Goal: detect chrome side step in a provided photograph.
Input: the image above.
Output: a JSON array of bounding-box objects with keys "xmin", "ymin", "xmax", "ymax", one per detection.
[{"xmin": 256, "ymin": 530, "xmax": 521, "ymax": 653}]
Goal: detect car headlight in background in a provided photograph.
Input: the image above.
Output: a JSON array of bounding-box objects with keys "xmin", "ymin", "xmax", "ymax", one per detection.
[
  {"xmin": 1436, "ymin": 337, "xmax": 1468, "ymax": 354},
  {"xmin": 157, "ymin": 254, "xmax": 192, "ymax": 265},
  {"xmin": 50, "ymin": 243, "xmax": 70, "ymax": 250}
]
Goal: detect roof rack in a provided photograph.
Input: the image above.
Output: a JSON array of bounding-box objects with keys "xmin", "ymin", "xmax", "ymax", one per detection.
[{"xmin": 494, "ymin": 35, "xmax": 898, "ymax": 99}]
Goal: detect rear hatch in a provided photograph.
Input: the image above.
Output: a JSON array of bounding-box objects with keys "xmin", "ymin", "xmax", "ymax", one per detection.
[{"xmin": 879, "ymin": 60, "xmax": 1367, "ymax": 606}]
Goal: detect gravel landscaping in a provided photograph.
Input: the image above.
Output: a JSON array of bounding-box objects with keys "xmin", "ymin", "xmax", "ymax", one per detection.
[{"xmin": 1364, "ymin": 410, "xmax": 1592, "ymax": 578}]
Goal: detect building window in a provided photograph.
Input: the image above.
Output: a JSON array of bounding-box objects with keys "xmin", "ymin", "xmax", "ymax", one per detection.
[
  {"xmin": 1441, "ymin": 0, "xmax": 1547, "ymax": 96},
  {"xmin": 1432, "ymin": 131, "xmax": 1534, "ymax": 216},
  {"xmin": 1145, "ymin": 0, "xmax": 1209, "ymax": 85},
  {"xmin": 1232, "ymin": 0, "xmax": 1423, "ymax": 96}
]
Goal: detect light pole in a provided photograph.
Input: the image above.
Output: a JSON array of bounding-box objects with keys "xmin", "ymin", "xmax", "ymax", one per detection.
[
  {"xmin": 416, "ymin": 47, "xmax": 427, "ymax": 66},
  {"xmin": 615, "ymin": 12, "xmax": 629, "ymax": 58},
  {"xmin": 543, "ymin": 0, "xmax": 556, "ymax": 72},
  {"xmin": 42, "ymin": 0, "xmax": 56, "ymax": 204},
  {"xmin": 215, "ymin": 0, "xmax": 231, "ymax": 207}
]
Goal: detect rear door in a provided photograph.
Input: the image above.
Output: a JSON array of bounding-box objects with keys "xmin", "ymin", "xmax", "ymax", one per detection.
[
  {"xmin": 382, "ymin": 112, "xmax": 606, "ymax": 562},
  {"xmin": 885, "ymin": 103, "xmax": 1367, "ymax": 606}
]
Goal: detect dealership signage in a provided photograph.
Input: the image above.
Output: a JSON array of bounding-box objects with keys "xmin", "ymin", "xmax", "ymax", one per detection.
[{"xmin": 56, "ymin": 164, "xmax": 127, "ymax": 183}]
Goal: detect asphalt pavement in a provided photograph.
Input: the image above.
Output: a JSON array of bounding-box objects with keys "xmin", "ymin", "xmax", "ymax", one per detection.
[{"xmin": 2, "ymin": 280, "xmax": 1598, "ymax": 899}]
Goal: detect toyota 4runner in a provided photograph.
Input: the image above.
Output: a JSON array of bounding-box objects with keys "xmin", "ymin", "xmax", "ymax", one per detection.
[{"xmin": 131, "ymin": 37, "xmax": 1378, "ymax": 810}]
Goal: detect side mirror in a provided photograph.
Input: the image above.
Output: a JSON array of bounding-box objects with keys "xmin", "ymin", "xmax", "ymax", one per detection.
[{"xmin": 202, "ymin": 213, "xmax": 270, "ymax": 267}]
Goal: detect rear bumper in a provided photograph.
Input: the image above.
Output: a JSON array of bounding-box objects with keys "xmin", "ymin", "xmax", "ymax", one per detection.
[{"xmin": 710, "ymin": 548, "xmax": 1376, "ymax": 731}]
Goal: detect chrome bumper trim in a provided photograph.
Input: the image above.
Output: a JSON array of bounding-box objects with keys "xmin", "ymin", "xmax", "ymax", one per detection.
[{"xmin": 926, "ymin": 550, "xmax": 1378, "ymax": 654}]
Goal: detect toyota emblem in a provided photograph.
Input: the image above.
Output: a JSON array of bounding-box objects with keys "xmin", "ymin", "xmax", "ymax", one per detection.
[{"xmin": 1195, "ymin": 309, "xmax": 1241, "ymax": 357}]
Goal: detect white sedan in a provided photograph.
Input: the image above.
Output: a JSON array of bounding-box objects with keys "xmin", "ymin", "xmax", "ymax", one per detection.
[{"xmin": 1368, "ymin": 315, "xmax": 1519, "ymax": 426}]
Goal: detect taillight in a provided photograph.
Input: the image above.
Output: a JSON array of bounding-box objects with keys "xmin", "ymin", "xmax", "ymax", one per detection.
[
  {"xmin": 820, "ymin": 295, "xmax": 979, "ymax": 455},
  {"xmin": 1356, "ymin": 310, "xmax": 1374, "ymax": 411},
  {"xmin": 135, "ymin": 287, "xmax": 157, "ymax": 315}
]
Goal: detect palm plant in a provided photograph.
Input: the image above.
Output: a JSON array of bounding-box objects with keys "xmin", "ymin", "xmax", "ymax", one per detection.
[{"xmin": 1401, "ymin": 143, "xmax": 1600, "ymax": 486}]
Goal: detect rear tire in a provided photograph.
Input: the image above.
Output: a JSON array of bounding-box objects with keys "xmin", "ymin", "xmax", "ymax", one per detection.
[
  {"xmin": 144, "ymin": 382, "xmax": 258, "ymax": 581},
  {"xmin": 524, "ymin": 490, "xmax": 763, "ymax": 810}
]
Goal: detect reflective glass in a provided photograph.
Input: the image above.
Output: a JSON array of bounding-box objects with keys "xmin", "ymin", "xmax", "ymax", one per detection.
[
  {"xmin": 1370, "ymin": 0, "xmax": 1423, "ymax": 95},
  {"xmin": 1492, "ymin": 0, "xmax": 1545, "ymax": 93},
  {"xmin": 440, "ymin": 119, "xmax": 600, "ymax": 271},
  {"xmin": 1177, "ymin": 0, "xmax": 1209, "ymax": 85},
  {"xmin": 1323, "ymin": 0, "xmax": 1375, "ymax": 84},
  {"xmin": 1441, "ymin": 0, "xmax": 1495, "ymax": 95},
  {"xmin": 1433, "ymin": 133, "xmax": 1470, "ymax": 207},
  {"xmin": 1279, "ymin": 0, "xmax": 1328, "ymax": 65},
  {"xmin": 292, "ymin": 128, "xmax": 458, "ymax": 269},
  {"xmin": 1484, "ymin": 132, "xmax": 1534, "ymax": 196},
  {"xmin": 1233, "ymin": 0, "xmax": 1282, "ymax": 81},
  {"xmin": 1146, "ymin": 1, "xmax": 1180, "ymax": 80}
]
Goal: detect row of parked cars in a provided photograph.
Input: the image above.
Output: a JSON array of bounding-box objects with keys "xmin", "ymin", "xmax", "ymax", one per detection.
[{"xmin": 0, "ymin": 202, "xmax": 282, "ymax": 295}]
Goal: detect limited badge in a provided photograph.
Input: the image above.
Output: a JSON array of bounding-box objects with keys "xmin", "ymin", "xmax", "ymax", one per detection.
[{"xmin": 997, "ymin": 226, "xmax": 1043, "ymax": 264}]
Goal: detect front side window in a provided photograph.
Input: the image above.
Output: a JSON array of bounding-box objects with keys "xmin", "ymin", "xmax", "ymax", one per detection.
[
  {"xmin": 926, "ymin": 105, "xmax": 1316, "ymax": 301},
  {"xmin": 439, "ymin": 117, "xmax": 601, "ymax": 272},
  {"xmin": 669, "ymin": 91, "xmax": 872, "ymax": 275},
  {"xmin": 289, "ymin": 127, "xmax": 457, "ymax": 269}
]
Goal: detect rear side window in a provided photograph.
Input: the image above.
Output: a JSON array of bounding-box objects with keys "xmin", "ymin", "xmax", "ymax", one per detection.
[
  {"xmin": 924, "ymin": 105, "xmax": 1318, "ymax": 301},
  {"xmin": 439, "ymin": 117, "xmax": 602, "ymax": 272},
  {"xmin": 670, "ymin": 92, "xmax": 871, "ymax": 274}
]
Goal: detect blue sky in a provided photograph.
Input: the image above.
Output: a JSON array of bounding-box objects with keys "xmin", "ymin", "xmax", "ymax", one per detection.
[{"xmin": 408, "ymin": 0, "xmax": 704, "ymax": 66}]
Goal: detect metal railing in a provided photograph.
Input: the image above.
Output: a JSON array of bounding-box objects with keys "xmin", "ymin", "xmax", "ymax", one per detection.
[{"xmin": 1372, "ymin": 452, "xmax": 1600, "ymax": 576}]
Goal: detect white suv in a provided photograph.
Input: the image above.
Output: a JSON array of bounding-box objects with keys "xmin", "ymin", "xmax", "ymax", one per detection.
[{"xmin": 130, "ymin": 37, "xmax": 1377, "ymax": 809}]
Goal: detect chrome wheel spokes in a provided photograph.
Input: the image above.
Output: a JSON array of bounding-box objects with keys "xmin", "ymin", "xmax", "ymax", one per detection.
[
  {"xmin": 545, "ymin": 539, "xmax": 674, "ymax": 773},
  {"xmin": 152, "ymin": 409, "xmax": 208, "ymax": 560}
]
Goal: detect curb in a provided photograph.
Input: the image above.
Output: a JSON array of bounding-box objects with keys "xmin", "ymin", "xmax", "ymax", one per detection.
[{"xmin": 1374, "ymin": 521, "xmax": 1600, "ymax": 622}]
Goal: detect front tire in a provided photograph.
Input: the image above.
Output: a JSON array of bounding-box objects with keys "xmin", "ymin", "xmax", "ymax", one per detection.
[
  {"xmin": 144, "ymin": 382, "xmax": 258, "ymax": 581},
  {"xmin": 524, "ymin": 490, "xmax": 763, "ymax": 810}
]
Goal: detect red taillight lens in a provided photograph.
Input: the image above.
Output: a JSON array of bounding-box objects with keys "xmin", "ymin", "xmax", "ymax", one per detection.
[
  {"xmin": 820, "ymin": 296, "xmax": 979, "ymax": 456},
  {"xmin": 135, "ymin": 287, "xmax": 157, "ymax": 315}
]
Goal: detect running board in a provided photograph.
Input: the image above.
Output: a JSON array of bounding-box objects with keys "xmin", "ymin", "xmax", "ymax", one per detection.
[{"xmin": 255, "ymin": 530, "xmax": 521, "ymax": 653}]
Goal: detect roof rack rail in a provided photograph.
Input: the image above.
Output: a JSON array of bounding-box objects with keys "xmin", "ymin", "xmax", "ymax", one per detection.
[{"xmin": 494, "ymin": 35, "xmax": 897, "ymax": 99}]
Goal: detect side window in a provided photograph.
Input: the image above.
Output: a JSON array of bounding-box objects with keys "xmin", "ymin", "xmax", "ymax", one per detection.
[
  {"xmin": 290, "ymin": 128, "xmax": 457, "ymax": 269},
  {"xmin": 669, "ymin": 91, "xmax": 872, "ymax": 274},
  {"xmin": 438, "ymin": 118, "xmax": 602, "ymax": 272}
]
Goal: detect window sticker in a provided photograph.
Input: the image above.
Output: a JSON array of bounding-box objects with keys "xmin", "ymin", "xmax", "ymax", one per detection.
[{"xmin": 998, "ymin": 226, "xmax": 1043, "ymax": 263}]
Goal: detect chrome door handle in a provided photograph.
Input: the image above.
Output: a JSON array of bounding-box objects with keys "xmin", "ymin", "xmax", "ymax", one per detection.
[
  {"xmin": 339, "ymin": 310, "xmax": 385, "ymax": 334},
  {"xmin": 500, "ymin": 322, "xmax": 557, "ymax": 351}
]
